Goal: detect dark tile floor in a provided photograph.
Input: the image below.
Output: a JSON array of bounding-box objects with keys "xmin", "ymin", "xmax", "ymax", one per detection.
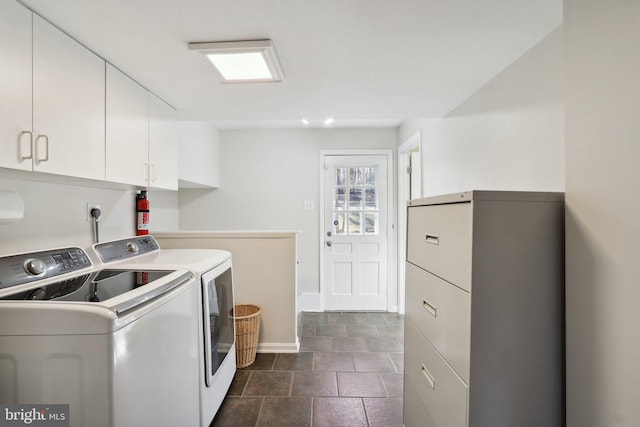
[{"xmin": 211, "ymin": 311, "xmax": 404, "ymax": 427}]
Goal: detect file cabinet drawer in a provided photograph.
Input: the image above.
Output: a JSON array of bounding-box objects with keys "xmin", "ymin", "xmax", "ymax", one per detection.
[
  {"xmin": 406, "ymin": 262, "xmax": 471, "ymax": 382},
  {"xmin": 404, "ymin": 321, "xmax": 468, "ymax": 427},
  {"xmin": 407, "ymin": 202, "xmax": 472, "ymax": 291},
  {"xmin": 404, "ymin": 374, "xmax": 436, "ymax": 427}
]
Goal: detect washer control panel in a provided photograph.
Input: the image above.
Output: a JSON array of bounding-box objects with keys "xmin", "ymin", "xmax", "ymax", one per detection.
[
  {"xmin": 94, "ymin": 236, "xmax": 160, "ymax": 263},
  {"xmin": 0, "ymin": 247, "xmax": 92, "ymax": 290}
]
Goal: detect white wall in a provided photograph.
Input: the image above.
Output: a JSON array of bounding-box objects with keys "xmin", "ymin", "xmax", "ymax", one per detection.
[
  {"xmin": 0, "ymin": 173, "xmax": 131, "ymax": 254},
  {"xmin": 0, "ymin": 171, "xmax": 178, "ymax": 255},
  {"xmin": 148, "ymin": 190, "xmax": 179, "ymax": 231},
  {"xmin": 398, "ymin": 26, "xmax": 564, "ymax": 196},
  {"xmin": 564, "ymin": 1, "xmax": 640, "ymax": 425},
  {"xmin": 178, "ymin": 128, "xmax": 398, "ymax": 299}
]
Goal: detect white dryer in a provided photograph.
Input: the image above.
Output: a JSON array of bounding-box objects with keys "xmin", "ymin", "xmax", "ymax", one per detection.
[{"xmin": 91, "ymin": 236, "xmax": 236, "ymax": 427}]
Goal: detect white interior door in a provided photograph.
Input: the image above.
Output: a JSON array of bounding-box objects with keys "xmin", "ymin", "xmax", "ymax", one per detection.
[{"xmin": 323, "ymin": 155, "xmax": 388, "ymax": 311}]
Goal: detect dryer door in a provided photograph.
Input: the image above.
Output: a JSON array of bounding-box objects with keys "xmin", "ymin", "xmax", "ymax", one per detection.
[{"xmin": 201, "ymin": 259, "xmax": 234, "ymax": 386}]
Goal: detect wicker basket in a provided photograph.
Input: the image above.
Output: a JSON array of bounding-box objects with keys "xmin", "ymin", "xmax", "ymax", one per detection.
[{"xmin": 231, "ymin": 304, "xmax": 262, "ymax": 368}]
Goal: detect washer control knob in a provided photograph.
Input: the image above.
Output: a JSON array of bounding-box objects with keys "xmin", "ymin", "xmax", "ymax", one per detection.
[
  {"xmin": 126, "ymin": 242, "xmax": 139, "ymax": 254},
  {"xmin": 27, "ymin": 288, "xmax": 46, "ymax": 300},
  {"xmin": 24, "ymin": 259, "xmax": 46, "ymax": 276}
]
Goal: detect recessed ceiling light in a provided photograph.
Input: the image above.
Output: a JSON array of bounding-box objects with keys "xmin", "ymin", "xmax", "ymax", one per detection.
[
  {"xmin": 301, "ymin": 118, "xmax": 310, "ymax": 125},
  {"xmin": 188, "ymin": 39, "xmax": 284, "ymax": 83},
  {"xmin": 324, "ymin": 117, "xmax": 335, "ymax": 126}
]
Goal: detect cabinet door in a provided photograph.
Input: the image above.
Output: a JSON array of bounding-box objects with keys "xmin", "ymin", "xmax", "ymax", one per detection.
[
  {"xmin": 0, "ymin": 1, "xmax": 32, "ymax": 171},
  {"xmin": 32, "ymin": 15, "xmax": 105, "ymax": 180},
  {"xmin": 106, "ymin": 64, "xmax": 149, "ymax": 186},
  {"xmin": 148, "ymin": 94, "xmax": 178, "ymax": 190}
]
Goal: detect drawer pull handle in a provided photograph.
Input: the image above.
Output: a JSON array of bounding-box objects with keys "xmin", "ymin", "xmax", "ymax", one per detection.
[
  {"xmin": 422, "ymin": 299, "xmax": 437, "ymax": 317},
  {"xmin": 425, "ymin": 234, "xmax": 439, "ymax": 245},
  {"xmin": 421, "ymin": 364, "xmax": 436, "ymax": 389}
]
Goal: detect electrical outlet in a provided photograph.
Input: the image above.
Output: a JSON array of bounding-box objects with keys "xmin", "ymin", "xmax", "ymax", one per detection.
[
  {"xmin": 86, "ymin": 203, "xmax": 101, "ymax": 221},
  {"xmin": 303, "ymin": 200, "xmax": 314, "ymax": 211}
]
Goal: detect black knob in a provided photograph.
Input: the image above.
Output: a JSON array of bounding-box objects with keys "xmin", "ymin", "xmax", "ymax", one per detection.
[{"xmin": 27, "ymin": 288, "xmax": 46, "ymax": 300}]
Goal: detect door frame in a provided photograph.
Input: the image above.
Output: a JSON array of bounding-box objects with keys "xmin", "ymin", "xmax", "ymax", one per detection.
[
  {"xmin": 319, "ymin": 149, "xmax": 396, "ymax": 312},
  {"xmin": 397, "ymin": 131, "xmax": 422, "ymax": 314}
]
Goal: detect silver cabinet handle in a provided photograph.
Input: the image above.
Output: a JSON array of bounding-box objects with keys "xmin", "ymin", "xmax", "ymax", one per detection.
[
  {"xmin": 19, "ymin": 130, "xmax": 33, "ymax": 160},
  {"xmin": 422, "ymin": 299, "xmax": 437, "ymax": 317},
  {"xmin": 35, "ymin": 134, "xmax": 49, "ymax": 163},
  {"xmin": 425, "ymin": 234, "xmax": 439, "ymax": 245},
  {"xmin": 150, "ymin": 163, "xmax": 157, "ymax": 182},
  {"xmin": 144, "ymin": 162, "xmax": 157, "ymax": 182},
  {"xmin": 421, "ymin": 363, "xmax": 436, "ymax": 389}
]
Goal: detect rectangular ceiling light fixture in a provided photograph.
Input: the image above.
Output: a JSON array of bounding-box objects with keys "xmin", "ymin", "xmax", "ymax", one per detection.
[{"xmin": 188, "ymin": 39, "xmax": 284, "ymax": 83}]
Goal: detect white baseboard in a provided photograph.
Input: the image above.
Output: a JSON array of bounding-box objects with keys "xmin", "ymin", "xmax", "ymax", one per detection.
[
  {"xmin": 257, "ymin": 341, "xmax": 300, "ymax": 353},
  {"xmin": 298, "ymin": 293, "xmax": 401, "ymax": 313},
  {"xmin": 299, "ymin": 292, "xmax": 322, "ymax": 312}
]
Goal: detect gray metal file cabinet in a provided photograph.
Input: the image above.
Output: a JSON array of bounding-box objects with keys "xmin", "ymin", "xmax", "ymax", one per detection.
[{"xmin": 403, "ymin": 191, "xmax": 564, "ymax": 427}]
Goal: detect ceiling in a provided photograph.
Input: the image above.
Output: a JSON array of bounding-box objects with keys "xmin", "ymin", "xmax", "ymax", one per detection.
[{"xmin": 19, "ymin": 0, "xmax": 562, "ymax": 128}]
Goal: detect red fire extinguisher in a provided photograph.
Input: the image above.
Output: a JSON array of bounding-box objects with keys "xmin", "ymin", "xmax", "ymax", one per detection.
[{"xmin": 136, "ymin": 190, "xmax": 149, "ymax": 236}]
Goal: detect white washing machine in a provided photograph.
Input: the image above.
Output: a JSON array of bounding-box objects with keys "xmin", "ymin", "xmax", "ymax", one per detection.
[
  {"xmin": 90, "ymin": 236, "xmax": 236, "ymax": 427},
  {"xmin": 0, "ymin": 244, "xmax": 200, "ymax": 427}
]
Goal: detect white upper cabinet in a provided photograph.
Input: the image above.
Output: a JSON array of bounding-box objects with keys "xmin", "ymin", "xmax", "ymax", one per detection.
[
  {"xmin": 0, "ymin": 1, "xmax": 33, "ymax": 171},
  {"xmin": 148, "ymin": 94, "xmax": 178, "ymax": 190},
  {"xmin": 105, "ymin": 64, "xmax": 149, "ymax": 187},
  {"xmin": 107, "ymin": 68, "xmax": 179, "ymax": 189},
  {"xmin": 0, "ymin": 2, "xmax": 180, "ymax": 189},
  {"xmin": 32, "ymin": 15, "xmax": 106, "ymax": 180}
]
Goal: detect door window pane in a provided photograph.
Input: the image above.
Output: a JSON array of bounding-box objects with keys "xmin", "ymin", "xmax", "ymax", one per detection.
[
  {"xmin": 349, "ymin": 188, "xmax": 362, "ymax": 210},
  {"xmin": 364, "ymin": 213, "xmax": 378, "ymax": 234},
  {"xmin": 364, "ymin": 188, "xmax": 377, "ymax": 210},
  {"xmin": 349, "ymin": 167, "xmax": 363, "ymax": 186},
  {"xmin": 334, "ymin": 188, "xmax": 346, "ymax": 210},
  {"xmin": 349, "ymin": 212, "xmax": 362, "ymax": 235},
  {"xmin": 333, "ymin": 212, "xmax": 346, "ymax": 235},
  {"xmin": 364, "ymin": 167, "xmax": 377, "ymax": 185},
  {"xmin": 335, "ymin": 168, "xmax": 347, "ymax": 186}
]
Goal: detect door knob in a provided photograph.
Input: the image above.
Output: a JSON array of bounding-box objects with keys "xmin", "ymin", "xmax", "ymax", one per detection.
[{"xmin": 326, "ymin": 240, "xmax": 333, "ymax": 247}]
